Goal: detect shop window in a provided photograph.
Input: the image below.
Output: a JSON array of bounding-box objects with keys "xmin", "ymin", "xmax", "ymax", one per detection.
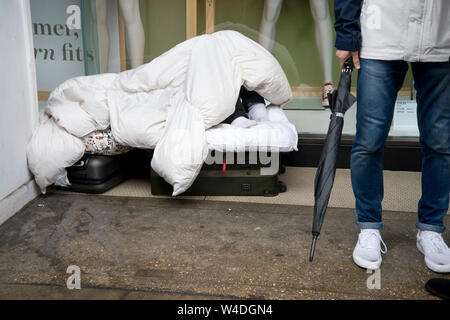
[{"xmin": 30, "ymin": 0, "xmax": 419, "ymax": 139}]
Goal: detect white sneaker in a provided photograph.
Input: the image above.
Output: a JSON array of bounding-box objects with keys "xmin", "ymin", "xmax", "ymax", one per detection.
[
  {"xmin": 230, "ymin": 116, "xmax": 257, "ymax": 128},
  {"xmin": 417, "ymin": 230, "xmax": 450, "ymax": 273},
  {"xmin": 248, "ymin": 103, "xmax": 268, "ymax": 122},
  {"xmin": 353, "ymin": 229, "xmax": 387, "ymax": 269}
]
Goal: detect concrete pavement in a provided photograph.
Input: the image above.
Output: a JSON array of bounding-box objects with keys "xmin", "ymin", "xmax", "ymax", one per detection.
[{"xmin": 0, "ymin": 193, "xmax": 448, "ymax": 299}]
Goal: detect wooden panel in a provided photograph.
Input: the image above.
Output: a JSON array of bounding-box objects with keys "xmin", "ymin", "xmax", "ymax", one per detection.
[
  {"xmin": 186, "ymin": 0, "xmax": 197, "ymax": 39},
  {"xmin": 205, "ymin": 0, "xmax": 215, "ymax": 34},
  {"xmin": 118, "ymin": 6, "xmax": 126, "ymax": 71},
  {"xmin": 38, "ymin": 91, "xmax": 51, "ymax": 101}
]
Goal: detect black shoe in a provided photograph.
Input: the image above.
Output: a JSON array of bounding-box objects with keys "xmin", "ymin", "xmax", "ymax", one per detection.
[{"xmin": 425, "ymin": 278, "xmax": 450, "ymax": 300}]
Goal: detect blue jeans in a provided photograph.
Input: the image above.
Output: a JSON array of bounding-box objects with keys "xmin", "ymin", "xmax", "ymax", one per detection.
[{"xmin": 351, "ymin": 58, "xmax": 450, "ymax": 233}]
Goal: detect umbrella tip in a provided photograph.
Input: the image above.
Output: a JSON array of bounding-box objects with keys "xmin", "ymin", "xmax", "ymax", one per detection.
[{"xmin": 309, "ymin": 235, "xmax": 318, "ymax": 262}]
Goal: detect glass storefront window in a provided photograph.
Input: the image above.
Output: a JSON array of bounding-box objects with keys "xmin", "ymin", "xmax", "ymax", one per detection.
[{"xmin": 31, "ymin": 0, "xmax": 419, "ymax": 139}]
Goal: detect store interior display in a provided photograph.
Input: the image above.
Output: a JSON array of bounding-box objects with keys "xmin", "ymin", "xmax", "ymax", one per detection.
[
  {"xmin": 92, "ymin": 0, "xmax": 144, "ymax": 72},
  {"xmin": 259, "ymin": 0, "xmax": 334, "ymax": 106}
]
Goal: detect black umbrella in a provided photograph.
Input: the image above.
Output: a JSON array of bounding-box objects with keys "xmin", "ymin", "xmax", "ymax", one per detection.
[{"xmin": 309, "ymin": 58, "xmax": 356, "ymax": 262}]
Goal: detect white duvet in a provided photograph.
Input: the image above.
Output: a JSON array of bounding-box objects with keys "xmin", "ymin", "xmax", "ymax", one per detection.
[{"xmin": 27, "ymin": 31, "xmax": 293, "ymax": 196}]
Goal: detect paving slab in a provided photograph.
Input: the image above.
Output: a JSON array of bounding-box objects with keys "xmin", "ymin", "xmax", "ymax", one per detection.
[{"xmin": 0, "ymin": 193, "xmax": 448, "ymax": 300}]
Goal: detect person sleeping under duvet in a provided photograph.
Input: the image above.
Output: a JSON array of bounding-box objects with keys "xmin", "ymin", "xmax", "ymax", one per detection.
[
  {"xmin": 27, "ymin": 30, "xmax": 293, "ymax": 196},
  {"xmin": 223, "ymin": 86, "xmax": 268, "ymax": 127}
]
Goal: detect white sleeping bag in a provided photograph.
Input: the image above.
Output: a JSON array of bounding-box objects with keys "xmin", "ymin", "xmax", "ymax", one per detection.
[{"xmin": 27, "ymin": 30, "xmax": 292, "ymax": 196}]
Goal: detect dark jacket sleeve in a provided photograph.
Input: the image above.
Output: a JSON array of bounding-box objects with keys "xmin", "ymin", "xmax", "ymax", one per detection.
[
  {"xmin": 334, "ymin": 0, "xmax": 363, "ymax": 51},
  {"xmin": 239, "ymin": 86, "xmax": 265, "ymax": 112}
]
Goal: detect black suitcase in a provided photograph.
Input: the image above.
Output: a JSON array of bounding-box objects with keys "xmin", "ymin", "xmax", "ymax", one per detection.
[
  {"xmin": 55, "ymin": 154, "xmax": 129, "ymax": 194},
  {"xmin": 149, "ymin": 151, "xmax": 287, "ymax": 196}
]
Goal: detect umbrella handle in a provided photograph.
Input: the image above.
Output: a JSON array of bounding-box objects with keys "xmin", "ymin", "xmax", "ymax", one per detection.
[{"xmin": 343, "ymin": 57, "xmax": 354, "ymax": 73}]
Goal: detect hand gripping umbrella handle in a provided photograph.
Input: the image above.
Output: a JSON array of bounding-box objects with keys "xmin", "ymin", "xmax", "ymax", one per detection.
[{"xmin": 342, "ymin": 57, "xmax": 354, "ymax": 73}]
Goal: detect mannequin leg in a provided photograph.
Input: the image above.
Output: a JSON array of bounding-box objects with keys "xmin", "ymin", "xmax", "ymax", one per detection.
[
  {"xmin": 258, "ymin": 0, "xmax": 283, "ymax": 52},
  {"xmin": 118, "ymin": 0, "xmax": 145, "ymax": 69},
  {"xmin": 309, "ymin": 0, "xmax": 333, "ymax": 84},
  {"xmin": 94, "ymin": 0, "xmax": 109, "ymax": 73},
  {"xmin": 310, "ymin": 0, "xmax": 334, "ymax": 106}
]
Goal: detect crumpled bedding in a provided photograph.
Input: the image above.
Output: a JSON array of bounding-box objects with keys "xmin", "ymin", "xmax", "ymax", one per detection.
[
  {"xmin": 83, "ymin": 105, "xmax": 298, "ymax": 155},
  {"xmin": 27, "ymin": 30, "xmax": 292, "ymax": 196}
]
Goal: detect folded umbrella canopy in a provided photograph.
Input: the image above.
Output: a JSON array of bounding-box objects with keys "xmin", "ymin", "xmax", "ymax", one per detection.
[{"xmin": 309, "ymin": 58, "xmax": 356, "ymax": 262}]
